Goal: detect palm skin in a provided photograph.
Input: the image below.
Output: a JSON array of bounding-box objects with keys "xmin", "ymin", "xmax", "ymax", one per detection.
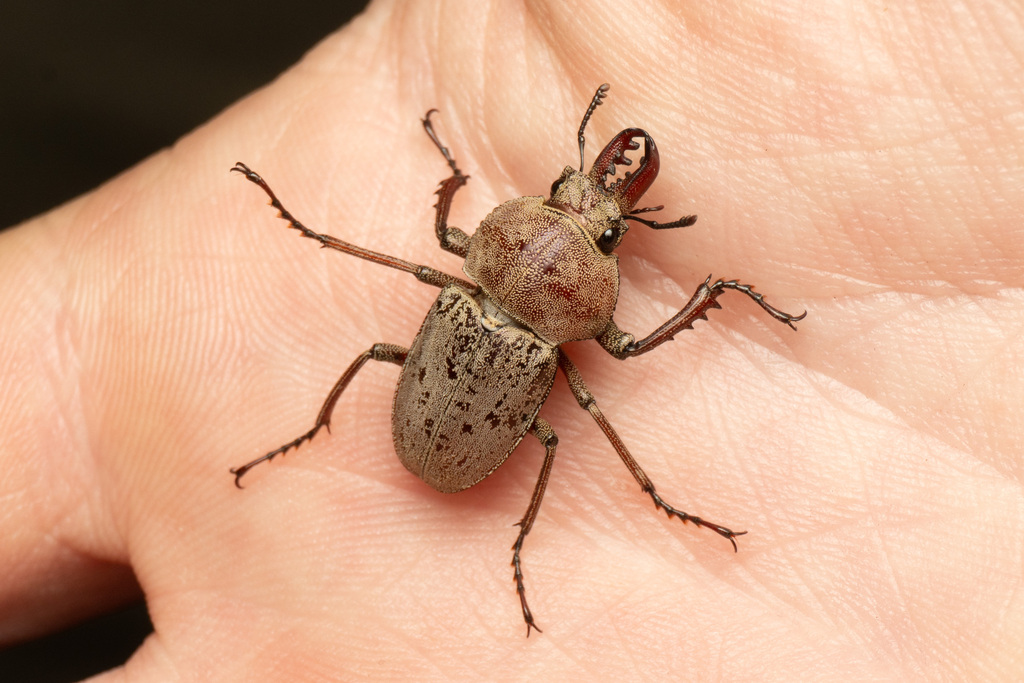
[{"xmin": 1, "ymin": 2, "xmax": 1022, "ymax": 679}]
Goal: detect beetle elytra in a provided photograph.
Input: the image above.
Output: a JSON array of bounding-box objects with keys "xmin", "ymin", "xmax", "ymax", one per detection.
[{"xmin": 229, "ymin": 84, "xmax": 805, "ymax": 635}]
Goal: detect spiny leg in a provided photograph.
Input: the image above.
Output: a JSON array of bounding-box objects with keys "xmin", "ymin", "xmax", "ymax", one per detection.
[
  {"xmin": 557, "ymin": 353, "xmax": 745, "ymax": 551},
  {"xmin": 231, "ymin": 163, "xmax": 475, "ymax": 291},
  {"xmin": 421, "ymin": 111, "xmax": 472, "ymax": 257},
  {"xmin": 598, "ymin": 275, "xmax": 806, "ymax": 359},
  {"xmin": 512, "ymin": 416, "xmax": 558, "ymax": 637},
  {"xmin": 230, "ymin": 343, "xmax": 408, "ymax": 488}
]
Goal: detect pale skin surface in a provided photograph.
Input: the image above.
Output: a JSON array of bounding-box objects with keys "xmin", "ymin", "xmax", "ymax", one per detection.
[{"xmin": 2, "ymin": 0, "xmax": 1022, "ymax": 679}]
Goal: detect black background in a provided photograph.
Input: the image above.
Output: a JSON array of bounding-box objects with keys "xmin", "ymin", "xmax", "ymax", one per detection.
[
  {"xmin": 1, "ymin": 0, "xmax": 370, "ymax": 230},
  {"xmin": 0, "ymin": 1, "xmax": 370, "ymax": 680}
]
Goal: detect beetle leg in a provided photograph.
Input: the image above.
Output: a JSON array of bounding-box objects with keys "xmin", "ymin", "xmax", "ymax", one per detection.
[
  {"xmin": 557, "ymin": 353, "xmax": 746, "ymax": 551},
  {"xmin": 511, "ymin": 416, "xmax": 558, "ymax": 637},
  {"xmin": 232, "ymin": 163, "xmax": 477, "ymax": 292},
  {"xmin": 229, "ymin": 343, "xmax": 408, "ymax": 487},
  {"xmin": 597, "ymin": 276, "xmax": 806, "ymax": 359},
  {"xmin": 421, "ymin": 111, "xmax": 472, "ymax": 258}
]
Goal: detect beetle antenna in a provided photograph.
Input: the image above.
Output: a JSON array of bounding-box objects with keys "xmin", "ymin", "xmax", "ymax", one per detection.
[
  {"xmin": 578, "ymin": 84, "xmax": 610, "ymax": 171},
  {"xmin": 623, "ymin": 213, "xmax": 698, "ymax": 230}
]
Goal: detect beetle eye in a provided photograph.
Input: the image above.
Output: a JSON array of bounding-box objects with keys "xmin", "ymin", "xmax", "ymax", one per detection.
[
  {"xmin": 550, "ymin": 178, "xmax": 565, "ymax": 197},
  {"xmin": 598, "ymin": 227, "xmax": 619, "ymax": 253}
]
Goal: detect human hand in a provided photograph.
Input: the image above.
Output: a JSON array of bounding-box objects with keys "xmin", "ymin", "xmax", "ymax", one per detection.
[{"xmin": 2, "ymin": 1, "xmax": 1021, "ymax": 679}]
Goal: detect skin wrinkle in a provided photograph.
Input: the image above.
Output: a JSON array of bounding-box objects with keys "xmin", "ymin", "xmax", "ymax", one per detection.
[
  {"xmin": 860, "ymin": 457, "xmax": 922, "ymax": 668},
  {"xmin": 45, "ymin": 223, "xmax": 131, "ymax": 566}
]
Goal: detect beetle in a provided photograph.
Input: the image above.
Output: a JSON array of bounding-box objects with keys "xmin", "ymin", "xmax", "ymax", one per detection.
[{"xmin": 229, "ymin": 84, "xmax": 805, "ymax": 635}]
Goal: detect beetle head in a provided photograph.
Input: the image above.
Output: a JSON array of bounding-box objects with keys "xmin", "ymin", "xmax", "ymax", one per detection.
[
  {"xmin": 546, "ymin": 164, "xmax": 630, "ymax": 254},
  {"xmin": 547, "ymin": 94, "xmax": 697, "ymax": 255}
]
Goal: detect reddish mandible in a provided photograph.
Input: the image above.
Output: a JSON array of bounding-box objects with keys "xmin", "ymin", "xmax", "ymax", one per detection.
[{"xmin": 229, "ymin": 84, "xmax": 805, "ymax": 635}]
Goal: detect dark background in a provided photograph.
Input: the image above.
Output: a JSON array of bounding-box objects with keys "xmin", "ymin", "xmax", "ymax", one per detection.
[
  {"xmin": 0, "ymin": 1, "xmax": 370, "ymax": 680},
  {"xmin": 1, "ymin": 0, "xmax": 370, "ymax": 231}
]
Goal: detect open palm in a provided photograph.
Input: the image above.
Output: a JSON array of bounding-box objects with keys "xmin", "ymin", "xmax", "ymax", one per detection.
[{"xmin": 2, "ymin": 1, "xmax": 1022, "ymax": 679}]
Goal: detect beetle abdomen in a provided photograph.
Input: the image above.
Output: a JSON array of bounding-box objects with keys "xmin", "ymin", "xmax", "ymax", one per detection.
[{"xmin": 393, "ymin": 284, "xmax": 558, "ymax": 493}]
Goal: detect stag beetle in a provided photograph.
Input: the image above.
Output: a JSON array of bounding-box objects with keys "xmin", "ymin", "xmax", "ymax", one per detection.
[{"xmin": 229, "ymin": 84, "xmax": 805, "ymax": 635}]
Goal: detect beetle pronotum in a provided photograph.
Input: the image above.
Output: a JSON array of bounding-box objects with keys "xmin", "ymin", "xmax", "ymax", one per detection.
[{"xmin": 230, "ymin": 84, "xmax": 805, "ymax": 635}]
